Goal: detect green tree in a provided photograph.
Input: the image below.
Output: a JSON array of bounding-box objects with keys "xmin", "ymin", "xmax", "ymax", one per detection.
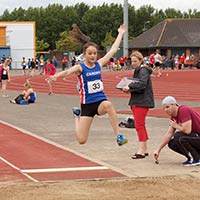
[
  {"xmin": 128, "ymin": 4, "xmax": 137, "ymax": 37},
  {"xmin": 164, "ymin": 8, "xmax": 183, "ymax": 18},
  {"xmin": 134, "ymin": 5, "xmax": 155, "ymax": 36},
  {"xmin": 185, "ymin": 9, "xmax": 200, "ymax": 18},
  {"xmin": 101, "ymin": 31, "xmax": 115, "ymax": 49},
  {"xmin": 0, "ymin": 9, "xmax": 11, "ymax": 20},
  {"xmin": 36, "ymin": 4, "xmax": 79, "ymax": 49},
  {"xmin": 56, "ymin": 31, "xmax": 81, "ymax": 52},
  {"xmin": 74, "ymin": 3, "xmax": 90, "ymax": 27},
  {"xmin": 152, "ymin": 9, "xmax": 166, "ymax": 26},
  {"xmin": 0, "ymin": 7, "xmax": 26, "ymax": 21},
  {"xmin": 1, "ymin": 2, "xmax": 199, "ymax": 52},
  {"xmin": 81, "ymin": 3, "xmax": 123, "ymax": 49},
  {"xmin": 36, "ymin": 39, "xmax": 50, "ymax": 51}
]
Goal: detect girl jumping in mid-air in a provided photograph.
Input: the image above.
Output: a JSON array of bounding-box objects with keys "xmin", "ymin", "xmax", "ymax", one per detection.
[{"xmin": 48, "ymin": 24, "xmax": 127, "ymax": 146}]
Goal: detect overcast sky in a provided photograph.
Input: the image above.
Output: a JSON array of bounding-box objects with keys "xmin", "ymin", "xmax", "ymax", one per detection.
[{"xmin": 0, "ymin": 0, "xmax": 199, "ymax": 15}]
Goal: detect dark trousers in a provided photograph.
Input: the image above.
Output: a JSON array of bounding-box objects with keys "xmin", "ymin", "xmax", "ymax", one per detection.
[
  {"xmin": 62, "ymin": 64, "xmax": 66, "ymax": 71},
  {"xmin": 168, "ymin": 131, "xmax": 200, "ymax": 161}
]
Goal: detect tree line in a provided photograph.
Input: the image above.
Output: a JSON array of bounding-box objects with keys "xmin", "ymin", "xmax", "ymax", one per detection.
[{"xmin": 0, "ymin": 3, "xmax": 199, "ymax": 53}]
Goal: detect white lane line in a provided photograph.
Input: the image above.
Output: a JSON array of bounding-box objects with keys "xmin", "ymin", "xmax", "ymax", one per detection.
[
  {"xmin": 21, "ymin": 166, "xmax": 109, "ymax": 174},
  {"xmin": 0, "ymin": 157, "xmax": 39, "ymax": 182}
]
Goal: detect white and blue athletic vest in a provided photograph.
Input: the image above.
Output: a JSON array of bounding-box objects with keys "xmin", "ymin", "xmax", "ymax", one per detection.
[{"xmin": 78, "ymin": 62, "xmax": 107, "ymax": 104}]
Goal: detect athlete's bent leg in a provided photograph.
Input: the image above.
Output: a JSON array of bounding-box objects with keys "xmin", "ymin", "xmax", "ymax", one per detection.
[
  {"xmin": 75, "ymin": 116, "xmax": 93, "ymax": 144},
  {"xmin": 98, "ymin": 101, "xmax": 119, "ymax": 134}
]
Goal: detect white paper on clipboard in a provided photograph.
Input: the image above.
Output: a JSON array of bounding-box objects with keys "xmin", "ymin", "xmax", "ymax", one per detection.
[{"xmin": 115, "ymin": 77, "xmax": 137, "ymax": 90}]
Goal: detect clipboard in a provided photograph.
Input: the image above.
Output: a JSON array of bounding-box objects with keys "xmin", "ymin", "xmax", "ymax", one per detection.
[{"xmin": 115, "ymin": 77, "xmax": 135, "ymax": 90}]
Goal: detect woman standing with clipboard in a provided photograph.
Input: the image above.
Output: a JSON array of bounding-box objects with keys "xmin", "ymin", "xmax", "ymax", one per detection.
[{"xmin": 122, "ymin": 51, "xmax": 154, "ymax": 159}]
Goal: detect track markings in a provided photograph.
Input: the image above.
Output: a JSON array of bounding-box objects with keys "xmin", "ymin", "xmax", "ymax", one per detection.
[
  {"xmin": 21, "ymin": 166, "xmax": 109, "ymax": 174},
  {"xmin": 0, "ymin": 157, "xmax": 39, "ymax": 182}
]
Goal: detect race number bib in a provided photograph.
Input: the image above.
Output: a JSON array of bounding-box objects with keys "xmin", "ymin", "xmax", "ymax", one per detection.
[
  {"xmin": 3, "ymin": 69, "xmax": 7, "ymax": 75},
  {"xmin": 87, "ymin": 80, "xmax": 103, "ymax": 94}
]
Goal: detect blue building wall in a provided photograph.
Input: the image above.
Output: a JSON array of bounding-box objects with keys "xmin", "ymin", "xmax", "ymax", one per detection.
[{"xmin": 0, "ymin": 47, "xmax": 11, "ymax": 63}]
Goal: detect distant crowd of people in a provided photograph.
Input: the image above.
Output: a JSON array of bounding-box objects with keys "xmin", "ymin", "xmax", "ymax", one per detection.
[
  {"xmin": 107, "ymin": 56, "xmax": 132, "ymax": 72},
  {"xmin": 19, "ymin": 55, "xmax": 79, "ymax": 76},
  {"xmin": 20, "ymin": 55, "xmax": 58, "ymax": 77},
  {"xmin": 106, "ymin": 50, "xmax": 200, "ymax": 77},
  {"xmin": 146, "ymin": 51, "xmax": 199, "ymax": 71}
]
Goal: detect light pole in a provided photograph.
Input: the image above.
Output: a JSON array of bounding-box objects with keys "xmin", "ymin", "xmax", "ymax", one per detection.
[
  {"xmin": 123, "ymin": 0, "xmax": 128, "ymax": 57},
  {"xmin": 143, "ymin": 21, "xmax": 150, "ymax": 32}
]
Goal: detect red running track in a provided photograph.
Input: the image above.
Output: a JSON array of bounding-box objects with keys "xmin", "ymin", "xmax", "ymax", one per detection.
[
  {"xmin": 8, "ymin": 69, "xmax": 200, "ymax": 101},
  {"xmin": 7, "ymin": 69, "xmax": 200, "ymax": 118},
  {"xmin": 0, "ymin": 122, "xmax": 125, "ymax": 182}
]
